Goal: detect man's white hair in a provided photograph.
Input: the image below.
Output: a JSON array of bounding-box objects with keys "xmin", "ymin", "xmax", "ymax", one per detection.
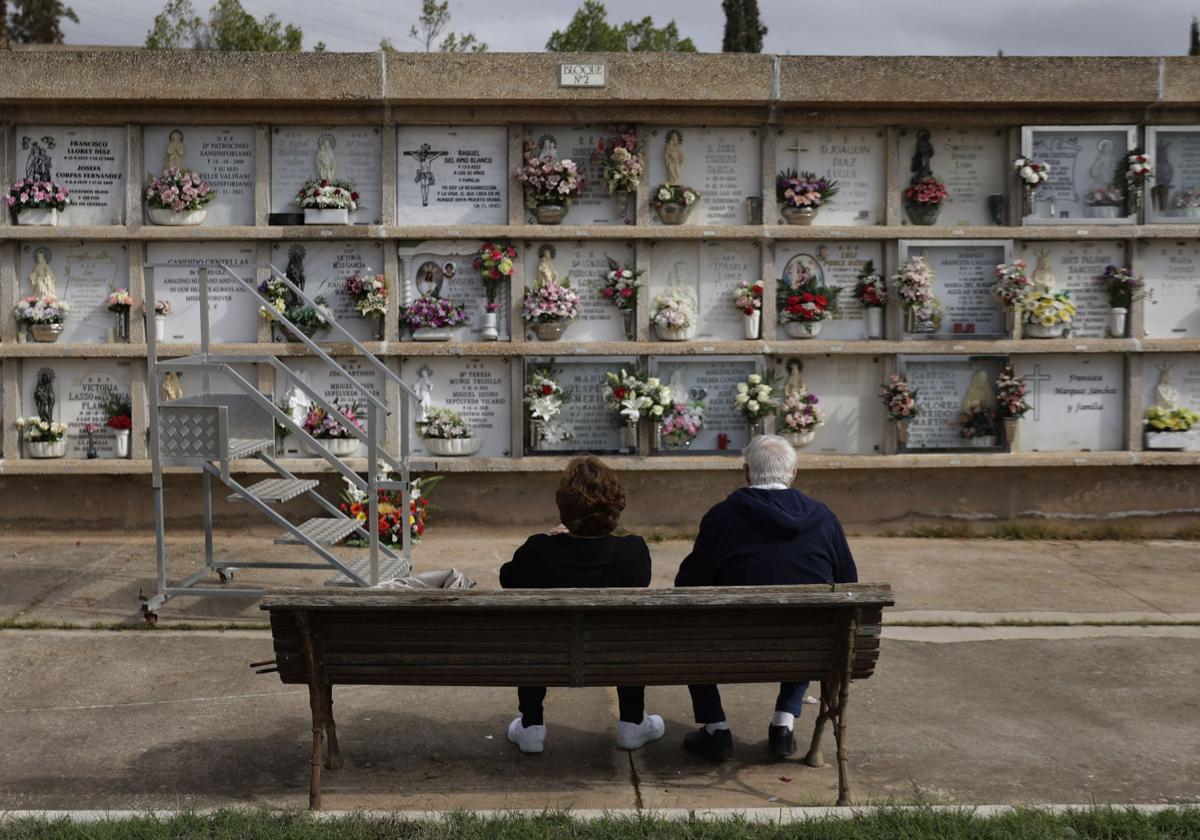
[{"xmin": 743, "ymin": 434, "xmax": 797, "ymax": 486}]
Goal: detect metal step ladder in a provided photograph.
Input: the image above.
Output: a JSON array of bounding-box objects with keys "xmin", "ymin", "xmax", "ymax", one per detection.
[{"xmin": 140, "ymin": 262, "xmax": 418, "ymax": 623}]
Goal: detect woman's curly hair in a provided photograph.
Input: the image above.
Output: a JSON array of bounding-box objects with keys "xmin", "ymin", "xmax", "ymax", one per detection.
[{"xmin": 555, "ymin": 455, "xmax": 625, "ymax": 537}]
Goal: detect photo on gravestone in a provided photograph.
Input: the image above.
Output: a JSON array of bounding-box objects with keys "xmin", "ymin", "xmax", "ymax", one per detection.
[
  {"xmin": 524, "ymin": 356, "xmax": 636, "ymax": 454},
  {"xmin": 899, "ymin": 356, "xmax": 1006, "ymax": 451},
  {"xmin": 1018, "ymin": 354, "xmax": 1124, "ymax": 451},
  {"xmin": 775, "ymin": 242, "xmax": 884, "ymax": 340},
  {"xmin": 273, "ymin": 241, "xmax": 383, "ymax": 342},
  {"xmin": 645, "ymin": 126, "xmax": 760, "ymax": 226},
  {"xmin": 398, "ymin": 126, "xmax": 507, "ymax": 225},
  {"xmin": 21, "ymin": 360, "xmax": 132, "ymax": 458},
  {"xmin": 1145, "ymin": 126, "xmax": 1200, "ymax": 223},
  {"xmin": 649, "ymin": 356, "xmax": 760, "ymax": 453},
  {"xmin": 399, "ymin": 357, "xmax": 511, "ymax": 458},
  {"xmin": 523, "ymin": 126, "xmax": 622, "ymax": 225},
  {"xmin": 648, "ymin": 241, "xmax": 759, "ymax": 340},
  {"xmin": 143, "ymin": 126, "xmax": 255, "ymax": 226},
  {"xmin": 19, "ymin": 243, "xmax": 129, "ymax": 343},
  {"xmin": 270, "ymin": 126, "xmax": 382, "ymax": 224},
  {"xmin": 1023, "ymin": 126, "xmax": 1135, "ymax": 223},
  {"xmin": 16, "ymin": 126, "xmax": 127, "ymax": 225},
  {"xmin": 145, "ymin": 242, "xmax": 257, "ymax": 343},
  {"xmin": 398, "ymin": 241, "xmax": 510, "ymax": 341},
  {"xmin": 771, "ymin": 355, "xmax": 885, "ymax": 454},
  {"xmin": 525, "ymin": 241, "xmax": 633, "ymax": 342},
  {"xmin": 778, "ymin": 127, "xmax": 884, "ymax": 226},
  {"xmin": 1013, "ymin": 241, "xmax": 1124, "ymax": 339},
  {"xmin": 274, "ymin": 357, "xmax": 384, "ymax": 458},
  {"xmin": 898, "ymin": 127, "xmax": 1006, "ymax": 227},
  {"xmin": 1141, "ymin": 241, "xmax": 1200, "ymax": 338},
  {"xmin": 900, "ymin": 240, "xmax": 1010, "ymax": 338}
]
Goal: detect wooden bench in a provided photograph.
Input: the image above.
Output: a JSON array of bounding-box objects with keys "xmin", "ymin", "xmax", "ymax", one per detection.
[{"xmin": 259, "ymin": 583, "xmax": 894, "ymax": 809}]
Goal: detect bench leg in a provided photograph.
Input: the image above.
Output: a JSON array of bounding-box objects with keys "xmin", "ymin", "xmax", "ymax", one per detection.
[
  {"xmin": 323, "ymin": 683, "xmax": 343, "ymax": 770},
  {"xmin": 803, "ymin": 679, "xmax": 834, "ymax": 768},
  {"xmin": 306, "ymin": 682, "xmax": 325, "ymax": 810},
  {"xmin": 833, "ymin": 674, "xmax": 852, "ymax": 806}
]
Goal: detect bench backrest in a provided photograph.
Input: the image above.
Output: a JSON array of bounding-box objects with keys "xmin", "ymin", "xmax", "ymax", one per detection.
[{"xmin": 262, "ymin": 584, "xmax": 894, "ymax": 688}]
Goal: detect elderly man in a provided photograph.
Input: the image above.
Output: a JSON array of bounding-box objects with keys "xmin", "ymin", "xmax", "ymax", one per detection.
[{"xmin": 674, "ymin": 434, "xmax": 858, "ymax": 761}]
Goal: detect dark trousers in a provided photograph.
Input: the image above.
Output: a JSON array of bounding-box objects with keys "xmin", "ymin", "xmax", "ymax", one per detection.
[
  {"xmin": 688, "ymin": 681, "xmax": 809, "ymax": 725},
  {"xmin": 518, "ymin": 686, "xmax": 645, "ymax": 727}
]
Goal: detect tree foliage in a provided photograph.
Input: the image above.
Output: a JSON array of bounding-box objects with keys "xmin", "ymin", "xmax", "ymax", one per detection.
[
  {"xmin": 1191, "ymin": 17, "xmax": 1200, "ymax": 57},
  {"xmin": 721, "ymin": 0, "xmax": 766, "ymax": 53},
  {"xmin": 545, "ymin": 0, "xmax": 696, "ymax": 53},
  {"xmin": 6, "ymin": 0, "xmax": 78, "ymax": 44},
  {"xmin": 145, "ymin": 0, "xmax": 303, "ymax": 51},
  {"xmin": 401, "ymin": 0, "xmax": 486, "ymax": 53}
]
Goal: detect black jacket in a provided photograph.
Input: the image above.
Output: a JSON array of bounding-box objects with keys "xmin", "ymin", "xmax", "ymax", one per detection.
[
  {"xmin": 500, "ymin": 533, "xmax": 652, "ymax": 589},
  {"xmin": 675, "ymin": 488, "xmax": 857, "ymax": 587}
]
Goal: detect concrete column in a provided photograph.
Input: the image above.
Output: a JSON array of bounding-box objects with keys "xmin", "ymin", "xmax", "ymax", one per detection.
[
  {"xmin": 1126, "ymin": 352, "xmax": 1143, "ymax": 451},
  {"xmin": 507, "ymin": 126, "xmax": 525, "ymax": 227},
  {"xmin": 1006, "ymin": 127, "xmax": 1022, "ymax": 227},
  {"xmin": 1, "ymin": 241, "xmax": 19, "ymax": 459},
  {"xmin": 509, "ymin": 356, "xmax": 525, "ymax": 457},
  {"xmin": 758, "ymin": 239, "xmax": 775, "ymax": 341},
  {"xmin": 1130, "ymin": 239, "xmax": 1148, "ymax": 339},
  {"xmin": 884, "ymin": 126, "xmax": 902, "ymax": 227},
  {"xmin": 380, "ymin": 123, "xmax": 397, "ymax": 227},
  {"xmin": 126, "ymin": 122, "xmax": 143, "ymax": 228},
  {"xmin": 128, "ymin": 241, "xmax": 146, "ymax": 344},
  {"xmin": 382, "ymin": 243, "xmax": 402, "ymax": 343},
  {"xmin": 634, "ymin": 239, "xmax": 650, "ymax": 341},
  {"xmin": 254, "ymin": 124, "xmax": 271, "ymax": 226},
  {"xmin": 881, "ymin": 354, "xmax": 899, "ymax": 455}
]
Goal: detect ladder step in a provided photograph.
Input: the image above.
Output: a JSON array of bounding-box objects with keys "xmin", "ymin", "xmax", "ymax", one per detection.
[
  {"xmin": 228, "ymin": 437, "xmax": 274, "ymax": 460},
  {"xmin": 228, "ymin": 478, "xmax": 318, "ymax": 504},
  {"xmin": 274, "ymin": 517, "xmax": 360, "ymax": 546},
  {"xmin": 326, "ymin": 553, "xmax": 412, "ymax": 587}
]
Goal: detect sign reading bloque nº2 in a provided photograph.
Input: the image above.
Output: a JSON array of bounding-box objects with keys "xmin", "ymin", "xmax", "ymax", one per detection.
[{"xmin": 560, "ymin": 63, "xmax": 605, "ymax": 87}]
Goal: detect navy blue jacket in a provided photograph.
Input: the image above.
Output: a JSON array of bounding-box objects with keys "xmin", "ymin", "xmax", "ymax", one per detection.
[{"xmin": 675, "ymin": 487, "xmax": 857, "ymax": 587}]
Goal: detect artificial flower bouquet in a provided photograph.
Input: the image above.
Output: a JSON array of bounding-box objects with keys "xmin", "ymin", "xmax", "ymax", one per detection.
[
  {"xmin": 880, "ymin": 374, "xmax": 920, "ymax": 422},
  {"xmin": 474, "ymin": 242, "xmax": 518, "ymax": 311},
  {"xmin": 992, "ymin": 261, "xmax": 1034, "ymax": 310},
  {"xmin": 1099, "ymin": 265, "xmax": 1144, "ymax": 309},
  {"xmin": 1025, "ymin": 292, "xmax": 1076, "ymax": 329},
  {"xmin": 776, "ymin": 169, "xmax": 839, "ymax": 208},
  {"xmin": 995, "ymin": 366, "xmax": 1030, "ymax": 420},
  {"xmin": 732, "ymin": 280, "xmax": 764, "ymax": 315},
  {"xmin": 893, "ymin": 255, "xmax": 941, "ymax": 329},
  {"xmin": 152, "ymin": 299, "xmax": 172, "ymax": 316},
  {"xmin": 650, "ymin": 183, "xmax": 700, "ymax": 210},
  {"xmin": 304, "ymin": 403, "xmax": 363, "ymax": 439},
  {"xmin": 145, "ymin": 167, "xmax": 215, "ymax": 212},
  {"xmin": 1125, "ymin": 149, "xmax": 1152, "ymax": 189},
  {"xmin": 295, "ymin": 178, "xmax": 359, "ymax": 211},
  {"xmin": 604, "ymin": 369, "xmax": 671, "ymax": 426},
  {"xmin": 522, "ymin": 276, "xmax": 580, "ymax": 324},
  {"xmin": 258, "ymin": 276, "xmax": 329, "ymax": 332},
  {"xmin": 524, "ymin": 368, "xmax": 574, "ymax": 447},
  {"xmin": 659, "ymin": 400, "xmax": 704, "ymax": 447},
  {"xmin": 1144, "ymin": 405, "xmax": 1199, "ymax": 432},
  {"xmin": 105, "ymin": 289, "xmax": 135, "ymax": 313},
  {"xmin": 403, "ymin": 294, "xmax": 469, "ymax": 330},
  {"xmin": 733, "ymin": 372, "xmax": 777, "ymax": 430},
  {"xmin": 6, "ymin": 178, "xmax": 70, "ymax": 217},
  {"xmin": 779, "ymin": 290, "xmax": 834, "ymax": 324},
  {"xmin": 1013, "ymin": 156, "xmax": 1051, "ymax": 187},
  {"xmin": 517, "ymin": 141, "xmax": 586, "ymax": 208},
  {"xmin": 600, "ymin": 259, "xmax": 643, "ymax": 311},
  {"xmin": 959, "ymin": 404, "xmax": 998, "ymax": 441},
  {"xmin": 1085, "ymin": 185, "xmax": 1124, "ymax": 207},
  {"xmin": 417, "ymin": 407, "xmax": 472, "ymax": 440},
  {"xmin": 344, "ymin": 273, "xmax": 387, "ymax": 317},
  {"xmin": 854, "ymin": 261, "xmax": 887, "ymax": 308},
  {"xmin": 104, "ymin": 391, "xmax": 133, "ymax": 429},
  {"xmin": 1173, "ymin": 188, "xmax": 1200, "ymax": 211},
  {"xmin": 15, "ymin": 416, "xmax": 68, "ymax": 443},
  {"xmin": 14, "ymin": 294, "xmax": 68, "ymax": 325},
  {"xmin": 903, "ymin": 176, "xmax": 949, "ymax": 207},
  {"xmin": 780, "ymin": 389, "xmax": 825, "ymax": 434},
  {"xmin": 340, "ymin": 472, "xmax": 441, "ymax": 546},
  {"xmin": 594, "ymin": 128, "xmax": 644, "ymax": 194},
  {"xmin": 652, "ymin": 287, "xmax": 697, "ymax": 338}
]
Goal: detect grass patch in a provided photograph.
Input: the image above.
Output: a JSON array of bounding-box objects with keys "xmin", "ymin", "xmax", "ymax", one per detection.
[
  {"xmin": 2, "ymin": 808, "xmax": 1199, "ymax": 839},
  {"xmin": 881, "ymin": 520, "xmax": 1200, "ymax": 541}
]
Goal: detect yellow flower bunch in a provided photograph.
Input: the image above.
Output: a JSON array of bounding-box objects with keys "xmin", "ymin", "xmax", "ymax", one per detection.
[
  {"xmin": 1145, "ymin": 406, "xmax": 1199, "ymax": 432},
  {"xmin": 1025, "ymin": 292, "xmax": 1076, "ymax": 327}
]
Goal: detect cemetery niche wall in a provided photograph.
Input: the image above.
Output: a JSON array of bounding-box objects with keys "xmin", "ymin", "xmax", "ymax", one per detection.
[{"xmin": 1, "ymin": 51, "xmax": 1199, "ymax": 532}]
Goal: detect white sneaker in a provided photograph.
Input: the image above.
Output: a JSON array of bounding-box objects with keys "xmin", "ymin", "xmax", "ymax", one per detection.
[
  {"xmin": 617, "ymin": 714, "xmax": 666, "ymax": 750},
  {"xmin": 507, "ymin": 715, "xmax": 545, "ymax": 754}
]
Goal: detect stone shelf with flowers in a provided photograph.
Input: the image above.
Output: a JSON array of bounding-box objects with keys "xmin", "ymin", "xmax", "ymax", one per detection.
[
  {"xmin": 6, "ymin": 178, "xmax": 70, "ymax": 226},
  {"xmin": 658, "ymin": 399, "xmax": 704, "ymax": 451},
  {"xmin": 301, "ymin": 403, "xmax": 363, "ymax": 457},
  {"xmin": 149, "ymin": 299, "xmax": 171, "ymax": 342},
  {"xmin": 105, "ymin": 289, "xmax": 135, "ymax": 343},
  {"xmin": 344, "ymin": 273, "xmax": 388, "ymax": 340},
  {"xmin": 651, "ymin": 287, "xmax": 697, "ymax": 341},
  {"xmin": 16, "ymin": 416, "xmax": 68, "ymax": 459},
  {"xmin": 605, "ymin": 369, "xmax": 670, "ymax": 451},
  {"xmin": 517, "ymin": 140, "xmax": 585, "ymax": 225},
  {"xmin": 403, "ymin": 292, "xmax": 468, "ymax": 342},
  {"xmin": 259, "ymin": 275, "xmax": 330, "ymax": 342},
  {"xmin": 853, "ymin": 261, "xmax": 887, "ymax": 339},
  {"xmin": 734, "ymin": 372, "xmax": 777, "ymax": 437},
  {"xmin": 145, "ymin": 167, "xmax": 215, "ymax": 226},
  {"xmin": 296, "ymin": 178, "xmax": 359, "ymax": 225},
  {"xmin": 1098, "ymin": 265, "xmax": 1143, "ymax": 338},
  {"xmin": 524, "ymin": 368, "xmax": 573, "ymax": 452},
  {"xmin": 473, "ymin": 243, "xmax": 517, "ymax": 341},
  {"xmin": 417, "ymin": 407, "xmax": 481, "ymax": 457},
  {"xmin": 14, "ymin": 295, "xmax": 69, "ymax": 343},
  {"xmin": 594, "ymin": 126, "xmax": 643, "ymax": 224},
  {"xmin": 1014, "ymin": 155, "xmax": 1051, "ymax": 218},
  {"xmin": 893, "ymin": 256, "xmax": 941, "ymax": 335},
  {"xmin": 992, "ymin": 260, "xmax": 1033, "ymax": 340},
  {"xmin": 732, "ymin": 280, "xmax": 763, "ymax": 339},
  {"xmin": 775, "ymin": 169, "xmax": 838, "ymax": 225},
  {"xmin": 995, "ymin": 365, "xmax": 1029, "ymax": 451},
  {"xmin": 778, "ymin": 387, "xmax": 824, "ymax": 449},
  {"xmin": 599, "ymin": 258, "xmax": 643, "ymax": 340},
  {"xmin": 880, "ymin": 373, "xmax": 919, "ymax": 447},
  {"xmin": 104, "ymin": 391, "xmax": 133, "ymax": 458}
]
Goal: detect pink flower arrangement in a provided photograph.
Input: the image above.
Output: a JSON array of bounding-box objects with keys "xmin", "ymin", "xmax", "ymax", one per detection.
[
  {"xmin": 995, "ymin": 366, "xmax": 1030, "ymax": 420},
  {"xmin": 776, "ymin": 171, "xmax": 839, "ymax": 208},
  {"xmin": 732, "ymin": 281, "xmax": 764, "ymax": 315},
  {"xmin": 105, "ymin": 289, "xmax": 135, "ymax": 313},
  {"xmin": 6, "ymin": 178, "xmax": 70, "ymax": 213},
  {"xmin": 880, "ymin": 374, "xmax": 920, "ymax": 421},
  {"xmin": 403, "ymin": 294, "xmax": 468, "ymax": 330},
  {"xmin": 903, "ymin": 176, "xmax": 949, "ymax": 206},
  {"xmin": 145, "ymin": 168, "xmax": 214, "ymax": 212},
  {"xmin": 992, "ymin": 261, "xmax": 1034, "ymax": 309},
  {"xmin": 303, "ymin": 403, "xmax": 364, "ymax": 440},
  {"xmin": 523, "ymin": 278, "xmax": 580, "ymax": 324},
  {"xmin": 780, "ymin": 390, "xmax": 825, "ymax": 433},
  {"xmin": 659, "ymin": 401, "xmax": 704, "ymax": 447},
  {"xmin": 517, "ymin": 141, "xmax": 586, "ymax": 208}
]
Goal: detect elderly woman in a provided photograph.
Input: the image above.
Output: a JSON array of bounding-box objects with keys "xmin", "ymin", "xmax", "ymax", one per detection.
[{"xmin": 499, "ymin": 455, "xmax": 664, "ymax": 754}]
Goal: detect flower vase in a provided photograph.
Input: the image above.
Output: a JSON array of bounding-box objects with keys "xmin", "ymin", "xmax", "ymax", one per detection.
[
  {"xmin": 655, "ymin": 323, "xmax": 695, "ymax": 341},
  {"xmin": 987, "ymin": 194, "xmax": 1006, "ymax": 226},
  {"xmin": 784, "ymin": 430, "xmax": 816, "ymax": 449},
  {"xmin": 26, "ymin": 439, "xmax": 67, "ymax": 458},
  {"xmin": 864, "ymin": 307, "xmax": 884, "ymax": 340},
  {"xmin": 30, "ymin": 323, "xmax": 63, "ymax": 342},
  {"xmin": 965, "ymin": 435, "xmax": 997, "ymax": 449},
  {"xmin": 1127, "ymin": 187, "xmax": 1143, "ymax": 217},
  {"xmin": 614, "ymin": 190, "xmax": 633, "ymax": 224},
  {"xmin": 654, "ymin": 202, "xmax": 692, "ymax": 225},
  {"xmin": 147, "ymin": 207, "xmax": 206, "ymax": 226},
  {"xmin": 620, "ymin": 308, "xmax": 636, "ymax": 341},
  {"xmin": 114, "ymin": 429, "xmax": 130, "ymax": 458},
  {"xmin": 370, "ymin": 312, "xmax": 385, "ymax": 341},
  {"xmin": 619, "ymin": 423, "xmax": 638, "ymax": 451},
  {"xmin": 1022, "ymin": 184, "xmax": 1037, "ymax": 218},
  {"xmin": 1085, "ymin": 205, "xmax": 1122, "ymax": 219},
  {"xmin": 304, "ymin": 208, "xmax": 350, "ymax": 225},
  {"xmin": 113, "ymin": 310, "xmax": 130, "ymax": 343},
  {"xmin": 781, "ymin": 206, "xmax": 818, "ymax": 225},
  {"xmin": 535, "ymin": 204, "xmax": 567, "ymax": 225},
  {"xmin": 1151, "ymin": 185, "xmax": 1170, "ymax": 213},
  {"xmin": 85, "ymin": 431, "xmax": 98, "ymax": 459},
  {"xmin": 423, "ymin": 437, "xmax": 482, "ymax": 456},
  {"xmin": 1108, "ymin": 307, "xmax": 1128, "ymax": 338},
  {"xmin": 1007, "ymin": 308, "xmax": 1024, "ymax": 341},
  {"xmin": 895, "ymin": 419, "xmax": 911, "ymax": 448},
  {"xmin": 743, "ymin": 310, "xmax": 762, "ymax": 340},
  {"xmin": 303, "ymin": 437, "xmax": 358, "ymax": 457},
  {"xmin": 17, "ymin": 208, "xmax": 59, "ymax": 226},
  {"xmin": 15, "ymin": 329, "xmax": 27, "ymax": 343},
  {"xmin": 783, "ymin": 321, "xmax": 821, "ymax": 339},
  {"xmin": 748, "ymin": 418, "xmax": 766, "ymax": 438},
  {"xmin": 1003, "ymin": 418, "xmax": 1019, "ymax": 452},
  {"xmin": 412, "ymin": 327, "xmax": 453, "ymax": 342},
  {"xmin": 481, "ymin": 310, "xmax": 499, "ymax": 341},
  {"xmin": 534, "ymin": 321, "xmax": 568, "ymax": 341},
  {"xmin": 1025, "ymin": 322, "xmax": 1068, "ymax": 339},
  {"xmin": 155, "ymin": 315, "xmax": 166, "ymax": 342},
  {"xmin": 904, "ymin": 201, "xmax": 941, "ymax": 226}
]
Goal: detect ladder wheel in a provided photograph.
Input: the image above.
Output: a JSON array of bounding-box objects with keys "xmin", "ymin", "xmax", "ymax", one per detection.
[
  {"xmin": 142, "ymin": 609, "xmax": 159, "ymax": 626},
  {"xmin": 217, "ymin": 568, "xmax": 234, "ymax": 584}
]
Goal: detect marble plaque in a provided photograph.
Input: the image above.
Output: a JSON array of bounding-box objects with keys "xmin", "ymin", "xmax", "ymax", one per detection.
[
  {"xmin": 1018, "ymin": 354, "xmax": 1124, "ymax": 451},
  {"xmin": 900, "ymin": 356, "xmax": 1005, "ymax": 450},
  {"xmin": 1147, "ymin": 128, "xmax": 1200, "ymax": 223},
  {"xmin": 1143, "ymin": 354, "xmax": 1200, "ymax": 411},
  {"xmin": 1014, "ymin": 241, "xmax": 1123, "ymax": 339},
  {"xmin": 524, "ymin": 126, "xmax": 621, "ymax": 225},
  {"xmin": 275, "ymin": 357, "xmax": 385, "ymax": 458},
  {"xmin": 16, "ymin": 126, "xmax": 127, "ymax": 225},
  {"xmin": 651, "ymin": 357, "xmax": 760, "ymax": 452},
  {"xmin": 1025, "ymin": 127, "xmax": 1133, "ymax": 222},
  {"xmin": 648, "ymin": 241, "xmax": 759, "ymax": 340},
  {"xmin": 524, "ymin": 241, "xmax": 633, "ymax": 342},
  {"xmin": 143, "ymin": 126, "xmax": 255, "ymax": 226},
  {"xmin": 526, "ymin": 357, "xmax": 636, "ymax": 453},
  {"xmin": 398, "ymin": 241, "xmax": 511, "ymax": 342},
  {"xmin": 272, "ymin": 241, "xmax": 384, "ymax": 342},
  {"xmin": 775, "ymin": 241, "xmax": 885, "ymax": 340},
  {"xmin": 271, "ymin": 126, "xmax": 383, "ymax": 224},
  {"xmin": 400, "ymin": 357, "xmax": 511, "ymax": 457},
  {"xmin": 902, "ymin": 241, "xmax": 1009, "ymax": 338},
  {"xmin": 19, "ymin": 243, "xmax": 128, "ymax": 343},
  {"xmin": 779, "ymin": 127, "xmax": 884, "ymax": 226},
  {"xmin": 905, "ymin": 127, "xmax": 1006, "ymax": 227},
  {"xmin": 1141, "ymin": 241, "xmax": 1200, "ymax": 338},
  {"xmin": 21, "ymin": 360, "xmax": 132, "ymax": 458},
  {"xmin": 776, "ymin": 355, "xmax": 884, "ymax": 454},
  {"xmin": 645, "ymin": 126, "xmax": 761, "ymax": 225},
  {"xmin": 145, "ymin": 242, "xmax": 258, "ymax": 343},
  {"xmin": 398, "ymin": 126, "xmax": 507, "ymax": 225}
]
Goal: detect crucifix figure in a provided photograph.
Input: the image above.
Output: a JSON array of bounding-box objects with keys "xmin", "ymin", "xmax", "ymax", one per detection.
[
  {"xmin": 1026, "ymin": 364, "xmax": 1053, "ymax": 422},
  {"xmin": 404, "ymin": 143, "xmax": 449, "ymax": 207}
]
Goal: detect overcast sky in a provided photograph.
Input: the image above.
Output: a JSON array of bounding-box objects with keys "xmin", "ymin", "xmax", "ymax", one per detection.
[{"xmin": 61, "ymin": 0, "xmax": 1200, "ymax": 55}]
